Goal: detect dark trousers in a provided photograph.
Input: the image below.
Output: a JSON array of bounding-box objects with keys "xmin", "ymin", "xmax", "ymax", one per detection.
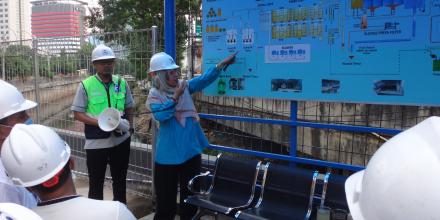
[
  {"xmin": 86, "ymin": 137, "xmax": 131, "ymax": 204},
  {"xmin": 154, "ymin": 154, "xmax": 201, "ymax": 220}
]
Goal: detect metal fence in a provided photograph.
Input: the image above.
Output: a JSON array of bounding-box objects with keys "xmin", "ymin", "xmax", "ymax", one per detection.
[
  {"xmin": 4, "ymin": 27, "xmax": 440, "ymax": 198},
  {"xmin": 2, "ymin": 29, "xmax": 156, "ymax": 198},
  {"xmin": 194, "ymin": 94, "xmax": 440, "ymax": 171}
]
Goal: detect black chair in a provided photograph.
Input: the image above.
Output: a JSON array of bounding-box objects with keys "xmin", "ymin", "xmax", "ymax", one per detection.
[
  {"xmin": 235, "ymin": 163, "xmax": 319, "ymax": 220},
  {"xmin": 321, "ymin": 173, "xmax": 349, "ymax": 211},
  {"xmin": 185, "ymin": 154, "xmax": 262, "ymax": 219}
]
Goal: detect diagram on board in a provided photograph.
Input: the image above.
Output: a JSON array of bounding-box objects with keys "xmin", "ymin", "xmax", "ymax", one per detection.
[{"xmin": 202, "ymin": 0, "xmax": 440, "ymax": 106}]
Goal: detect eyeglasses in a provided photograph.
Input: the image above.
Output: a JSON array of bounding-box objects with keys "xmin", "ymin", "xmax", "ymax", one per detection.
[
  {"xmin": 165, "ymin": 69, "xmax": 181, "ymax": 76},
  {"xmin": 160, "ymin": 69, "xmax": 181, "ymax": 77}
]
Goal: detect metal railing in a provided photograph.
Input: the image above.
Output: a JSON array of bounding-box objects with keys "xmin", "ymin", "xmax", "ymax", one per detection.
[
  {"xmin": 194, "ymin": 95, "xmax": 439, "ymax": 171},
  {"xmin": 3, "ymin": 28, "xmax": 157, "ymax": 198},
  {"xmin": 5, "ymin": 24, "xmax": 440, "ymax": 198}
]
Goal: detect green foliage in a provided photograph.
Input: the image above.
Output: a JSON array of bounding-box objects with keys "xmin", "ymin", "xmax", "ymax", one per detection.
[
  {"xmin": 2, "ymin": 45, "xmax": 33, "ymax": 80},
  {"xmin": 77, "ymin": 42, "xmax": 94, "ymax": 72},
  {"xmin": 87, "ymin": 0, "xmax": 200, "ymax": 74},
  {"xmin": 45, "ymin": 48, "xmax": 76, "ymax": 75}
]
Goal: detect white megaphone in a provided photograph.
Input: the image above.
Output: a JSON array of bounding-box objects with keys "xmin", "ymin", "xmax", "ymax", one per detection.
[{"xmin": 98, "ymin": 108, "xmax": 130, "ymax": 132}]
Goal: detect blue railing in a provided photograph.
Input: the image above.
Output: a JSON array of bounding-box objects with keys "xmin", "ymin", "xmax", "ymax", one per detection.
[
  {"xmin": 199, "ymin": 101, "xmax": 402, "ymax": 172},
  {"xmin": 163, "ymin": 4, "xmax": 402, "ymax": 172}
]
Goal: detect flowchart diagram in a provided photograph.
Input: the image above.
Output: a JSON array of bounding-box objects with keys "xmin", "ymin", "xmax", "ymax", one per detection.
[{"xmin": 202, "ymin": 0, "xmax": 440, "ymax": 106}]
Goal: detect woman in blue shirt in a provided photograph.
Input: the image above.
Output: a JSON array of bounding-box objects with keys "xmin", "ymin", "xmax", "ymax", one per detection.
[{"xmin": 146, "ymin": 52, "xmax": 236, "ymax": 220}]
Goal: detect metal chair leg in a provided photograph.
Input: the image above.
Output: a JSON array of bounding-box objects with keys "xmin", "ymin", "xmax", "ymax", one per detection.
[{"xmin": 192, "ymin": 208, "xmax": 203, "ymax": 220}]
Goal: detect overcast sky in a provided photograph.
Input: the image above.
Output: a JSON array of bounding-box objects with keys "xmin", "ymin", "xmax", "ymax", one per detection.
[{"xmin": 88, "ymin": 0, "xmax": 100, "ymax": 7}]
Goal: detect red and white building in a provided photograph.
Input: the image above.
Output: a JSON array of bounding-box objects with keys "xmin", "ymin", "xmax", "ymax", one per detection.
[{"xmin": 31, "ymin": 0, "xmax": 87, "ymax": 53}]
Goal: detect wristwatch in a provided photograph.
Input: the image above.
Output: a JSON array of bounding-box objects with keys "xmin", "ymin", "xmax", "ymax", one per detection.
[{"xmin": 129, "ymin": 127, "xmax": 135, "ymax": 134}]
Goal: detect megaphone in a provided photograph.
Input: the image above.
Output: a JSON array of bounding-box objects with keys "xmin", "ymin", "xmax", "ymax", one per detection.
[{"xmin": 98, "ymin": 108, "xmax": 129, "ymax": 132}]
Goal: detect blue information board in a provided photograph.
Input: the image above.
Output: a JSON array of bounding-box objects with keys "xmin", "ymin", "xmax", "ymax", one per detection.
[{"xmin": 202, "ymin": 0, "xmax": 440, "ymax": 106}]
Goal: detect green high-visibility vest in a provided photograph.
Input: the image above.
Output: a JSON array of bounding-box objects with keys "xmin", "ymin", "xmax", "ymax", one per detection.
[{"xmin": 82, "ymin": 75, "xmax": 127, "ymax": 116}]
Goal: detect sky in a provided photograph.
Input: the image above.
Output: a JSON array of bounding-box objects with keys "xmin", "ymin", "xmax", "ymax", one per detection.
[
  {"xmin": 88, "ymin": 0, "xmax": 100, "ymax": 7},
  {"xmin": 86, "ymin": 0, "xmax": 101, "ymax": 16}
]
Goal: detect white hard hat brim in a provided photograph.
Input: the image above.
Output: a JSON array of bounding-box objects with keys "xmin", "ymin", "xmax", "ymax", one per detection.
[
  {"xmin": 1, "ymin": 99, "xmax": 37, "ymax": 120},
  {"xmin": 148, "ymin": 63, "xmax": 180, "ymax": 74},
  {"xmin": 0, "ymin": 203, "xmax": 42, "ymax": 220},
  {"xmin": 92, "ymin": 56, "xmax": 116, "ymax": 62},
  {"xmin": 345, "ymin": 171, "xmax": 366, "ymax": 220}
]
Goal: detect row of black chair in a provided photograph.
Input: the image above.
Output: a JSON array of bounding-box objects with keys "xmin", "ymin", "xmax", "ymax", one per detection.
[
  {"xmin": 184, "ymin": 154, "xmax": 349, "ymax": 220},
  {"xmin": 185, "ymin": 154, "xmax": 262, "ymax": 218}
]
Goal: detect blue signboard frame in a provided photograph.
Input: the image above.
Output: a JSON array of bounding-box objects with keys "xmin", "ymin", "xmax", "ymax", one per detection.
[
  {"xmin": 162, "ymin": 0, "xmax": 412, "ymax": 171},
  {"xmin": 202, "ymin": 0, "xmax": 440, "ymax": 106}
]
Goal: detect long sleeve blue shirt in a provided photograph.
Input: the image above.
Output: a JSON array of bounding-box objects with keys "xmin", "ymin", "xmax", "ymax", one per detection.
[{"xmin": 149, "ymin": 67, "xmax": 220, "ymax": 164}]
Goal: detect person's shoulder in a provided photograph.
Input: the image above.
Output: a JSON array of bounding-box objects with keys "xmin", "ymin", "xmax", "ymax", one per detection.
[
  {"xmin": 84, "ymin": 199, "xmax": 135, "ymax": 220},
  {"xmin": 83, "ymin": 75, "xmax": 95, "ymax": 81},
  {"xmin": 69, "ymin": 197, "xmax": 125, "ymax": 212},
  {"xmin": 43, "ymin": 197, "xmax": 135, "ymax": 219},
  {"xmin": 81, "ymin": 75, "xmax": 96, "ymax": 84},
  {"xmin": 148, "ymin": 87, "xmax": 161, "ymax": 96}
]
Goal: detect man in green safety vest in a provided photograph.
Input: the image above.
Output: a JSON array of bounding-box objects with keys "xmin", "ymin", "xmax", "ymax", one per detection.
[{"xmin": 71, "ymin": 45, "xmax": 134, "ymax": 204}]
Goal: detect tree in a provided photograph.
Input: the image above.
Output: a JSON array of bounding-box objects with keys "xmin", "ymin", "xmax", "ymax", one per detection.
[
  {"xmin": 3, "ymin": 45, "xmax": 33, "ymax": 81},
  {"xmin": 87, "ymin": 0, "xmax": 200, "ymax": 66},
  {"xmin": 77, "ymin": 42, "xmax": 94, "ymax": 73},
  {"xmin": 59, "ymin": 49, "xmax": 76, "ymax": 74}
]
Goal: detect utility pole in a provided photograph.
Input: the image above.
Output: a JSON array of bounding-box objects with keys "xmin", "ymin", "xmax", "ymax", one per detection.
[
  {"xmin": 19, "ymin": 0, "xmax": 23, "ymax": 45},
  {"xmin": 164, "ymin": 0, "xmax": 176, "ymax": 59},
  {"xmin": 2, "ymin": 44, "xmax": 5, "ymax": 80}
]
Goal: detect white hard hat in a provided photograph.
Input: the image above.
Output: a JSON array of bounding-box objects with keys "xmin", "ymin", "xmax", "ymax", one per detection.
[
  {"xmin": 0, "ymin": 203, "xmax": 42, "ymax": 220},
  {"xmin": 345, "ymin": 116, "xmax": 440, "ymax": 220},
  {"xmin": 1, "ymin": 124, "xmax": 71, "ymax": 187},
  {"xmin": 148, "ymin": 52, "xmax": 179, "ymax": 73},
  {"xmin": 0, "ymin": 80, "xmax": 37, "ymax": 120},
  {"xmin": 91, "ymin": 44, "xmax": 116, "ymax": 62}
]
